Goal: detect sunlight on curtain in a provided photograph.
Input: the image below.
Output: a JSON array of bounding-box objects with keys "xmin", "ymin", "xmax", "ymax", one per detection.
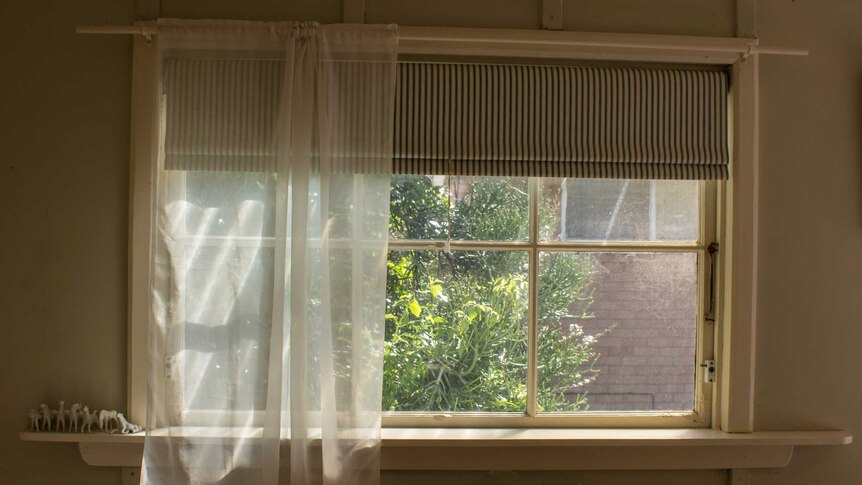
[{"xmin": 143, "ymin": 20, "xmax": 398, "ymax": 485}]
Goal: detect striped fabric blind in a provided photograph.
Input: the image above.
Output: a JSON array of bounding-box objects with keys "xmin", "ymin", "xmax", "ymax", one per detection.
[
  {"xmin": 163, "ymin": 60, "xmax": 729, "ymax": 180},
  {"xmin": 395, "ymin": 63, "xmax": 729, "ymax": 180},
  {"xmin": 163, "ymin": 58, "xmax": 283, "ymax": 172}
]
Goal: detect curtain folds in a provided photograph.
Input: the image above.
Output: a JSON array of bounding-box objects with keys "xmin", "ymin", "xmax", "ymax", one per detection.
[{"xmin": 143, "ymin": 20, "xmax": 398, "ymax": 485}]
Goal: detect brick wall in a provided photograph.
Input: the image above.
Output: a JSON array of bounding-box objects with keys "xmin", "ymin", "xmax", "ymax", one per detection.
[{"xmin": 564, "ymin": 252, "xmax": 698, "ymax": 411}]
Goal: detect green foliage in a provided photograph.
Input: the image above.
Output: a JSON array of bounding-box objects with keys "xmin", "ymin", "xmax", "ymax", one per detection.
[
  {"xmin": 388, "ymin": 176, "xmax": 449, "ymax": 241},
  {"xmin": 384, "ymin": 176, "xmax": 604, "ymax": 412},
  {"xmin": 384, "ymin": 254, "xmax": 528, "ymax": 411}
]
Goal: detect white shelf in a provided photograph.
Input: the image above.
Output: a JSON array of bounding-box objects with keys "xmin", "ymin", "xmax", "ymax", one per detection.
[
  {"xmin": 21, "ymin": 431, "xmax": 146, "ymax": 443},
  {"xmin": 20, "ymin": 428, "xmax": 851, "ymax": 470}
]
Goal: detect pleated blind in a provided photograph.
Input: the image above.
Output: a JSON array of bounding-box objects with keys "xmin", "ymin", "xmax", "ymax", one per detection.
[
  {"xmin": 163, "ymin": 60, "xmax": 729, "ymax": 180},
  {"xmin": 163, "ymin": 58, "xmax": 283, "ymax": 172},
  {"xmin": 395, "ymin": 63, "xmax": 728, "ymax": 180}
]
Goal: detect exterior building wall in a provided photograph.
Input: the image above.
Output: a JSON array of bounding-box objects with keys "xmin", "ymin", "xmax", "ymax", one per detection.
[
  {"xmin": 568, "ymin": 252, "xmax": 698, "ymax": 411},
  {"xmin": 558, "ymin": 178, "xmax": 699, "ymax": 411}
]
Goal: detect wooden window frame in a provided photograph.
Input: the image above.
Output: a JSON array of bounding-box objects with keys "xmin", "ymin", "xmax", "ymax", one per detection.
[{"xmin": 127, "ymin": 25, "xmax": 759, "ymax": 435}]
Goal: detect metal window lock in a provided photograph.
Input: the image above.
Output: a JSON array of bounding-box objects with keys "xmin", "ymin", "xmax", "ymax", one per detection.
[{"xmin": 700, "ymin": 360, "xmax": 716, "ymax": 383}]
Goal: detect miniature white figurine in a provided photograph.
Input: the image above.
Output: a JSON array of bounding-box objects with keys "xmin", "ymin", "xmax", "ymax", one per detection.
[
  {"xmin": 112, "ymin": 413, "xmax": 142, "ymax": 434},
  {"xmin": 26, "ymin": 401, "xmax": 136, "ymax": 434},
  {"xmin": 56, "ymin": 401, "xmax": 66, "ymax": 432},
  {"xmin": 39, "ymin": 404, "xmax": 51, "ymax": 431},
  {"xmin": 68, "ymin": 403, "xmax": 81, "ymax": 432},
  {"xmin": 80, "ymin": 406, "xmax": 97, "ymax": 433},
  {"xmin": 98, "ymin": 409, "xmax": 119, "ymax": 432},
  {"xmin": 28, "ymin": 409, "xmax": 41, "ymax": 431}
]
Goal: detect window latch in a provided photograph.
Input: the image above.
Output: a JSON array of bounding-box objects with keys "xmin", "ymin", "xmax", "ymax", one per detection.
[
  {"xmin": 700, "ymin": 359, "xmax": 716, "ymax": 384},
  {"xmin": 705, "ymin": 242, "xmax": 719, "ymax": 323}
]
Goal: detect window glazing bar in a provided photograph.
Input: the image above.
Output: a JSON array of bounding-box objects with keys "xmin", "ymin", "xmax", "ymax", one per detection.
[{"xmin": 526, "ymin": 178, "xmax": 539, "ymax": 417}]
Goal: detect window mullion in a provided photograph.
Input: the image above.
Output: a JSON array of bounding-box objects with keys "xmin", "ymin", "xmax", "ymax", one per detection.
[{"xmin": 527, "ymin": 177, "xmax": 539, "ymax": 417}]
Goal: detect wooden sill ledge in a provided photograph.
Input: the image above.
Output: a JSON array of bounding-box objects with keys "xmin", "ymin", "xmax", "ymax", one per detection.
[{"xmin": 20, "ymin": 428, "xmax": 851, "ymax": 471}]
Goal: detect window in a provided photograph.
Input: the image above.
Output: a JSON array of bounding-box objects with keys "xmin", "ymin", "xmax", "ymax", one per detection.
[
  {"xmin": 160, "ymin": 170, "xmax": 277, "ymax": 414},
  {"xmin": 128, "ymin": 31, "xmax": 758, "ymax": 434},
  {"xmin": 153, "ymin": 172, "xmax": 714, "ymax": 426},
  {"xmin": 380, "ymin": 62, "xmax": 725, "ymax": 426},
  {"xmin": 382, "ymin": 175, "xmax": 714, "ymax": 426}
]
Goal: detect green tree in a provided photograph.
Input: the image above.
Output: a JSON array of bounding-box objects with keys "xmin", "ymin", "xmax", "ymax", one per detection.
[{"xmin": 383, "ymin": 176, "xmax": 604, "ymax": 412}]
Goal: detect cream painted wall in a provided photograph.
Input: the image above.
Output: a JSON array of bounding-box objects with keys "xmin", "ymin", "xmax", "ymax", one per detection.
[
  {"xmin": 0, "ymin": 0, "xmax": 134, "ymax": 483},
  {"xmin": 0, "ymin": 0, "xmax": 858, "ymax": 484},
  {"xmin": 752, "ymin": 0, "xmax": 862, "ymax": 483}
]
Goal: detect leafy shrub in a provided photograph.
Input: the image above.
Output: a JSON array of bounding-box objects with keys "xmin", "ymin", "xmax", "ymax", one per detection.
[{"xmin": 383, "ymin": 176, "xmax": 604, "ymax": 412}]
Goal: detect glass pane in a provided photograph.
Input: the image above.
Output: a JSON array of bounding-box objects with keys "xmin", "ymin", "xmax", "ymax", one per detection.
[
  {"xmin": 539, "ymin": 178, "xmax": 699, "ymax": 242},
  {"xmin": 538, "ymin": 252, "xmax": 698, "ymax": 412},
  {"xmin": 384, "ymin": 250, "xmax": 528, "ymax": 412},
  {"xmin": 389, "ymin": 175, "xmax": 528, "ymax": 241},
  {"xmin": 181, "ymin": 246, "xmax": 274, "ymax": 411},
  {"xmin": 176, "ymin": 171, "xmax": 277, "ymax": 238}
]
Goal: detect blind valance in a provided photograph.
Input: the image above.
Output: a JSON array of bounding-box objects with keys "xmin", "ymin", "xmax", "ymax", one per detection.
[{"xmin": 164, "ymin": 60, "xmax": 729, "ymax": 179}]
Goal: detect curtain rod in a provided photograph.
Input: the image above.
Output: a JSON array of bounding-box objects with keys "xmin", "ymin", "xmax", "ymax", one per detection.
[{"xmin": 75, "ymin": 24, "xmax": 808, "ymax": 58}]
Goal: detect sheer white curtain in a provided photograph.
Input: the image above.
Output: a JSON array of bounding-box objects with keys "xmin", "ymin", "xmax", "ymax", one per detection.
[{"xmin": 143, "ymin": 20, "xmax": 398, "ymax": 485}]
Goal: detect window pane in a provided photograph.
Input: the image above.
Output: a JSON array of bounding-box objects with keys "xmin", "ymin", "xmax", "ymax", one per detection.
[
  {"xmin": 539, "ymin": 178, "xmax": 699, "ymax": 242},
  {"xmin": 538, "ymin": 252, "xmax": 698, "ymax": 413},
  {"xmin": 168, "ymin": 170, "xmax": 277, "ymax": 411},
  {"xmin": 181, "ymin": 246, "xmax": 274, "ymax": 411},
  {"xmin": 384, "ymin": 250, "xmax": 528, "ymax": 412},
  {"xmin": 389, "ymin": 175, "xmax": 528, "ymax": 241},
  {"xmin": 177, "ymin": 171, "xmax": 277, "ymax": 238}
]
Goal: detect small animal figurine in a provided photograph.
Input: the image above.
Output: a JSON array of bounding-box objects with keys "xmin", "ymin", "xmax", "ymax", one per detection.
[
  {"xmin": 39, "ymin": 404, "xmax": 51, "ymax": 431},
  {"xmin": 68, "ymin": 403, "xmax": 82, "ymax": 432},
  {"xmin": 80, "ymin": 406, "xmax": 97, "ymax": 433},
  {"xmin": 27, "ymin": 409, "xmax": 41, "ymax": 432},
  {"xmin": 112, "ymin": 413, "xmax": 142, "ymax": 434},
  {"xmin": 98, "ymin": 409, "xmax": 119, "ymax": 432},
  {"xmin": 56, "ymin": 401, "xmax": 66, "ymax": 431}
]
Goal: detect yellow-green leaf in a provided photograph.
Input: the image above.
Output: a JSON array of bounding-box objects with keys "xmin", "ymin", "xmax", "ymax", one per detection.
[{"xmin": 408, "ymin": 299, "xmax": 422, "ymax": 317}]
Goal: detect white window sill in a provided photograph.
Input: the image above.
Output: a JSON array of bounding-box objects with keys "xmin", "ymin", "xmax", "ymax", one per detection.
[{"xmin": 20, "ymin": 428, "xmax": 851, "ymax": 471}]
